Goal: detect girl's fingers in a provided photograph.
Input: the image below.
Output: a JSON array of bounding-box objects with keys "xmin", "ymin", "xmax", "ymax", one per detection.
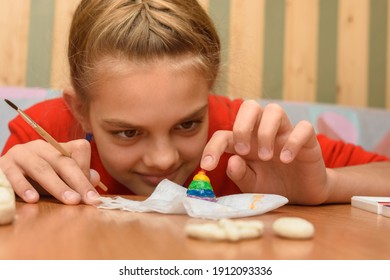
[
  {"xmin": 2, "ymin": 143, "xmax": 79, "ymax": 204},
  {"xmin": 200, "ymin": 130, "xmax": 234, "ymax": 171},
  {"xmin": 89, "ymin": 169, "xmax": 101, "ymax": 187},
  {"xmin": 1, "ymin": 164, "xmax": 40, "ymax": 203},
  {"xmin": 280, "ymin": 120, "xmax": 318, "ymax": 163},
  {"xmin": 2, "ymin": 139, "xmax": 99, "ymax": 205},
  {"xmin": 55, "ymin": 140, "xmax": 101, "ymax": 203},
  {"xmin": 232, "ymin": 100, "xmax": 263, "ymax": 155},
  {"xmin": 232, "ymin": 101, "xmax": 295, "ymax": 162},
  {"xmin": 62, "ymin": 139, "xmax": 92, "ymax": 180},
  {"xmin": 256, "ymin": 103, "xmax": 293, "ymax": 160},
  {"xmin": 20, "ymin": 154, "xmax": 82, "ymax": 204},
  {"xmin": 225, "ymin": 155, "xmax": 257, "ymax": 193},
  {"xmin": 50, "ymin": 155, "xmax": 100, "ymax": 204},
  {"xmin": 202, "ymin": 103, "xmax": 301, "ymax": 171}
]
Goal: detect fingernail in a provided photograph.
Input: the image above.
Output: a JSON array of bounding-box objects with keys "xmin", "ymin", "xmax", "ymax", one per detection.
[
  {"xmin": 63, "ymin": 191, "xmax": 81, "ymax": 202},
  {"xmin": 201, "ymin": 155, "xmax": 214, "ymax": 167},
  {"xmin": 24, "ymin": 189, "xmax": 38, "ymax": 201},
  {"xmin": 259, "ymin": 148, "xmax": 271, "ymax": 160},
  {"xmin": 234, "ymin": 143, "xmax": 249, "ymax": 155},
  {"xmin": 89, "ymin": 169, "xmax": 99, "ymax": 180},
  {"xmin": 87, "ymin": 190, "xmax": 100, "ymax": 201},
  {"xmin": 281, "ymin": 150, "xmax": 293, "ymax": 163}
]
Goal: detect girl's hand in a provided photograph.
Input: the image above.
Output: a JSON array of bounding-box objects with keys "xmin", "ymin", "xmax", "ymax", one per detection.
[
  {"xmin": 0, "ymin": 139, "xmax": 101, "ymax": 205},
  {"xmin": 201, "ymin": 100, "xmax": 330, "ymax": 205}
]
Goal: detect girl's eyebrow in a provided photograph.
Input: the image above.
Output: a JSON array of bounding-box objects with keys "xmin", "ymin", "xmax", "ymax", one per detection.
[
  {"xmin": 101, "ymin": 104, "xmax": 208, "ymax": 128},
  {"xmin": 101, "ymin": 119, "xmax": 139, "ymax": 129},
  {"xmin": 176, "ymin": 104, "xmax": 208, "ymax": 123}
]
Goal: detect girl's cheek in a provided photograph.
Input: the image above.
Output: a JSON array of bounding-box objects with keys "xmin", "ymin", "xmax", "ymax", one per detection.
[{"xmin": 101, "ymin": 144, "xmax": 141, "ymax": 169}]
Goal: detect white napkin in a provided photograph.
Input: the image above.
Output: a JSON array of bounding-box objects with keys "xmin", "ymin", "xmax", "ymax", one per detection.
[{"xmin": 98, "ymin": 179, "xmax": 288, "ymax": 220}]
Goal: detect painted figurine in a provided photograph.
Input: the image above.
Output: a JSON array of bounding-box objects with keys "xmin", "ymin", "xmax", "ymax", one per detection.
[{"xmin": 186, "ymin": 170, "xmax": 217, "ymax": 202}]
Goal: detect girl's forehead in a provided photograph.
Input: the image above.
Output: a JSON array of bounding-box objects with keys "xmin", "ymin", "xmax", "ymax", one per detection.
[
  {"xmin": 89, "ymin": 56, "xmax": 210, "ymax": 110},
  {"xmin": 92, "ymin": 55, "xmax": 209, "ymax": 82},
  {"xmin": 82, "ymin": 57, "xmax": 209, "ymax": 103},
  {"xmin": 88, "ymin": 61, "xmax": 210, "ymax": 130}
]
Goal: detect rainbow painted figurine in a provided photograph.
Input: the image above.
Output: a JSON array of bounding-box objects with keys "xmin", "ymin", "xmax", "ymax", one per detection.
[{"xmin": 186, "ymin": 170, "xmax": 217, "ymax": 202}]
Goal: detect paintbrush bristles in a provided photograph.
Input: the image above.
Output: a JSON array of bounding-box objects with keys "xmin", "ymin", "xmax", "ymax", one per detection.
[
  {"xmin": 4, "ymin": 100, "xmax": 37, "ymax": 128},
  {"xmin": 4, "ymin": 99, "xmax": 18, "ymax": 111}
]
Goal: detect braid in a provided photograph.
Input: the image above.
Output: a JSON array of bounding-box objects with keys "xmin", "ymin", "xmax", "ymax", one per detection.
[{"xmin": 69, "ymin": 0, "xmax": 220, "ymax": 97}]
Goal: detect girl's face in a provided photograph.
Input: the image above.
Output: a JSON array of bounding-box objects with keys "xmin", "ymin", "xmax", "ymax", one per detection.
[{"xmin": 85, "ymin": 58, "xmax": 210, "ymax": 195}]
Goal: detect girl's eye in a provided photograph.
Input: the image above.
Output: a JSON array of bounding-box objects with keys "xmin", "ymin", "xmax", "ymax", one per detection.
[
  {"xmin": 116, "ymin": 129, "xmax": 140, "ymax": 139},
  {"xmin": 176, "ymin": 120, "xmax": 201, "ymax": 131}
]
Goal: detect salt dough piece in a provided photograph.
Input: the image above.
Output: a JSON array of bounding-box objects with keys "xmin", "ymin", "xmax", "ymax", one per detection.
[
  {"xmin": 0, "ymin": 168, "xmax": 16, "ymax": 225},
  {"xmin": 272, "ymin": 217, "xmax": 314, "ymax": 239},
  {"xmin": 185, "ymin": 218, "xmax": 264, "ymax": 241},
  {"xmin": 186, "ymin": 170, "xmax": 217, "ymax": 202}
]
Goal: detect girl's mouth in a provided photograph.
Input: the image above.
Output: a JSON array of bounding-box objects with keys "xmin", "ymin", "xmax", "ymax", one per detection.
[{"xmin": 136, "ymin": 170, "xmax": 179, "ymax": 186}]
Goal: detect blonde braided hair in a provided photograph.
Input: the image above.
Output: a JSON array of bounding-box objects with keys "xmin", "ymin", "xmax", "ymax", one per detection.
[{"xmin": 68, "ymin": 0, "xmax": 220, "ymax": 100}]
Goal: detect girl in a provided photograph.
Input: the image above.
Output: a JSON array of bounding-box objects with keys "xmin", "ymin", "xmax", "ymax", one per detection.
[{"xmin": 1, "ymin": 0, "xmax": 389, "ymax": 205}]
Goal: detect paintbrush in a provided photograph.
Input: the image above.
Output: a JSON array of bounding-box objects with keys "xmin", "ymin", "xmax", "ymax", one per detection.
[{"xmin": 4, "ymin": 99, "xmax": 108, "ymax": 192}]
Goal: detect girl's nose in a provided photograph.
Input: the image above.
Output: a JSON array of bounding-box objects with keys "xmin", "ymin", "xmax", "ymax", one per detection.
[{"xmin": 143, "ymin": 139, "xmax": 179, "ymax": 170}]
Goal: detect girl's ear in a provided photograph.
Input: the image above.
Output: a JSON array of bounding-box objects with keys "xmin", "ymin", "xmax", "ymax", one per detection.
[{"xmin": 63, "ymin": 89, "xmax": 92, "ymax": 133}]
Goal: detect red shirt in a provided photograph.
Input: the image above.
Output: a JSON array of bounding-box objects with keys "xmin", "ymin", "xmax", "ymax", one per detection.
[{"xmin": 2, "ymin": 96, "xmax": 388, "ymax": 196}]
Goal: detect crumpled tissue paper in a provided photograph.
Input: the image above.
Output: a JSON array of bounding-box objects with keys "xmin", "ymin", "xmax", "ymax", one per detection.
[{"xmin": 98, "ymin": 179, "xmax": 288, "ymax": 220}]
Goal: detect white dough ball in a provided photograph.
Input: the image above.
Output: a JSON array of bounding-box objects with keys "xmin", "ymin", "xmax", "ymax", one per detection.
[{"xmin": 272, "ymin": 217, "xmax": 314, "ymax": 239}]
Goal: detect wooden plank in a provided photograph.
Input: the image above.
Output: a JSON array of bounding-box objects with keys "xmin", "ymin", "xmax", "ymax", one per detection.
[
  {"xmin": 0, "ymin": 0, "xmax": 31, "ymax": 86},
  {"xmin": 336, "ymin": 0, "xmax": 369, "ymax": 107},
  {"xmin": 227, "ymin": 0, "xmax": 265, "ymax": 99},
  {"xmin": 51, "ymin": 0, "xmax": 81, "ymax": 89},
  {"xmin": 283, "ymin": 0, "xmax": 319, "ymax": 102}
]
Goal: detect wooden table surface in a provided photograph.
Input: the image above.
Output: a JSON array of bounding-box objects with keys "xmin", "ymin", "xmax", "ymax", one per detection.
[{"xmin": 1, "ymin": 197, "xmax": 390, "ymax": 260}]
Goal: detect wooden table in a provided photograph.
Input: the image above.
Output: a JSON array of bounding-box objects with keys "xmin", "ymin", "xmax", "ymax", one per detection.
[{"xmin": 1, "ymin": 197, "xmax": 390, "ymax": 260}]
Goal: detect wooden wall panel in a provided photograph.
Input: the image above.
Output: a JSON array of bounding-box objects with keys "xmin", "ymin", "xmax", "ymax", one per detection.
[
  {"xmin": 1, "ymin": 0, "xmax": 390, "ymax": 109},
  {"xmin": 337, "ymin": 0, "xmax": 370, "ymax": 107},
  {"xmin": 0, "ymin": 0, "xmax": 31, "ymax": 86},
  {"xmin": 283, "ymin": 0, "xmax": 319, "ymax": 102},
  {"xmin": 51, "ymin": 0, "xmax": 81, "ymax": 90},
  {"xmin": 227, "ymin": 0, "xmax": 265, "ymax": 99}
]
